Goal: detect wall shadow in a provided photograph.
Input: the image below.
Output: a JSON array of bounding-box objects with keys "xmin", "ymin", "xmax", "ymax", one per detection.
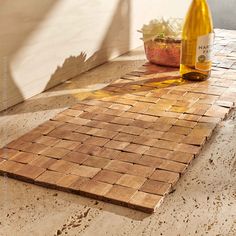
[
  {"xmin": 0, "ymin": 0, "xmax": 59, "ymax": 111},
  {"xmin": 1, "ymin": 0, "xmax": 133, "ymax": 115},
  {"xmin": 45, "ymin": 0, "xmax": 131, "ymax": 91}
]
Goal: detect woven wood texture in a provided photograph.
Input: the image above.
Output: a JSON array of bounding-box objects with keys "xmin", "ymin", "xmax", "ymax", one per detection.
[{"xmin": 1, "ymin": 29, "xmax": 236, "ymax": 213}]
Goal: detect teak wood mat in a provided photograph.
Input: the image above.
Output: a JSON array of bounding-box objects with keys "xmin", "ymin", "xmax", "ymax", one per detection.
[{"xmin": 1, "ymin": 29, "xmax": 236, "ymax": 213}]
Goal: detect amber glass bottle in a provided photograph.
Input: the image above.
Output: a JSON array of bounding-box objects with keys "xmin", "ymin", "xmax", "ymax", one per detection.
[{"xmin": 180, "ymin": 0, "xmax": 214, "ymax": 81}]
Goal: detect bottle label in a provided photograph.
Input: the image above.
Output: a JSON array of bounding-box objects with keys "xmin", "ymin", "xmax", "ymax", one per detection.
[{"xmin": 195, "ymin": 33, "xmax": 214, "ymax": 71}]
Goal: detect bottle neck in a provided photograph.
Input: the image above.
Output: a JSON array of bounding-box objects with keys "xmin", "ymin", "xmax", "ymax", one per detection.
[
  {"xmin": 190, "ymin": 0, "xmax": 209, "ymax": 10},
  {"xmin": 193, "ymin": 0, "xmax": 208, "ymax": 5}
]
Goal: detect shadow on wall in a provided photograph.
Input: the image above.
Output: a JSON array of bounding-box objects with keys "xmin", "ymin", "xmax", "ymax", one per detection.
[
  {"xmin": 45, "ymin": 0, "xmax": 131, "ymax": 90},
  {"xmin": 1, "ymin": 0, "xmax": 133, "ymax": 115},
  {"xmin": 0, "ymin": 0, "xmax": 57, "ymax": 111}
]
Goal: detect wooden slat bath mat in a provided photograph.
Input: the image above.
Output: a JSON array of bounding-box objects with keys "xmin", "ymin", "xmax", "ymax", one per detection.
[{"xmin": 1, "ymin": 29, "xmax": 236, "ymax": 213}]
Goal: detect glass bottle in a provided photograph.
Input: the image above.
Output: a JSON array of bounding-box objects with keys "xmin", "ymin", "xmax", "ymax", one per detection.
[{"xmin": 180, "ymin": 0, "xmax": 214, "ymax": 81}]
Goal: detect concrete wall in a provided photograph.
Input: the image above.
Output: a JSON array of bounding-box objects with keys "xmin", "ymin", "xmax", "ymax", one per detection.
[
  {"xmin": 208, "ymin": 0, "xmax": 236, "ymax": 30},
  {"xmin": 0, "ymin": 0, "xmax": 189, "ymax": 111}
]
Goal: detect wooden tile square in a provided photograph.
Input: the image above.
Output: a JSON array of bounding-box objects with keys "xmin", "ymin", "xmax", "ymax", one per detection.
[
  {"xmin": 29, "ymin": 155, "xmax": 57, "ymax": 169},
  {"xmin": 104, "ymin": 140, "xmax": 130, "ymax": 150},
  {"xmin": 132, "ymin": 136, "xmax": 156, "ymax": 146},
  {"xmin": 48, "ymin": 128, "xmax": 71, "ymax": 139},
  {"xmin": 15, "ymin": 164, "xmax": 45, "ymax": 182},
  {"xmin": 54, "ymin": 140, "xmax": 80, "ymax": 150},
  {"xmin": 116, "ymin": 174, "xmax": 146, "ymax": 189},
  {"xmin": 183, "ymin": 134, "xmax": 206, "ymax": 146},
  {"xmin": 40, "ymin": 147, "xmax": 70, "ymax": 159},
  {"xmin": 56, "ymin": 174, "xmax": 80, "ymax": 190},
  {"xmin": 129, "ymin": 191, "xmax": 163, "ymax": 213},
  {"xmin": 75, "ymin": 125, "xmax": 94, "ymax": 134},
  {"xmin": 109, "ymin": 103, "xmax": 131, "ymax": 111},
  {"xmin": 0, "ymin": 148, "xmax": 20, "ymax": 160},
  {"xmin": 128, "ymin": 102, "xmax": 150, "ymax": 113},
  {"xmin": 95, "ymin": 148, "xmax": 121, "ymax": 160},
  {"xmin": 167, "ymin": 151, "xmax": 194, "ymax": 164},
  {"xmin": 69, "ymin": 165, "xmax": 101, "ymax": 178},
  {"xmin": 79, "ymin": 111, "xmax": 97, "ymax": 120},
  {"xmin": 158, "ymin": 117, "xmax": 177, "ymax": 125},
  {"xmin": 121, "ymin": 111, "xmax": 139, "ymax": 119},
  {"xmin": 105, "ymin": 185, "xmax": 137, "ymax": 204},
  {"xmin": 205, "ymin": 105, "xmax": 230, "ymax": 118},
  {"xmin": 199, "ymin": 116, "xmax": 221, "ymax": 124},
  {"xmin": 121, "ymin": 126, "xmax": 144, "ymax": 136},
  {"xmin": 113, "ymin": 133, "xmax": 135, "ymax": 143},
  {"xmin": 150, "ymin": 169, "xmax": 180, "ymax": 185},
  {"xmin": 63, "ymin": 151, "xmax": 89, "ymax": 164},
  {"xmin": 35, "ymin": 170, "xmax": 66, "ymax": 187},
  {"xmin": 136, "ymin": 114, "xmax": 158, "ymax": 122},
  {"xmin": 79, "ymin": 180, "xmax": 113, "ymax": 198},
  {"xmin": 152, "ymin": 140, "xmax": 178, "ymax": 151},
  {"xmin": 61, "ymin": 108, "xmax": 83, "ymax": 117},
  {"xmin": 149, "ymin": 122, "xmax": 172, "ymax": 132},
  {"xmin": 145, "ymin": 147, "xmax": 171, "ymax": 159},
  {"xmin": 159, "ymin": 160, "xmax": 188, "ymax": 174},
  {"xmin": 124, "ymin": 144, "xmax": 149, "ymax": 154},
  {"xmin": 34, "ymin": 136, "xmax": 59, "ymax": 146},
  {"xmin": 6, "ymin": 139, "xmax": 28, "ymax": 150},
  {"xmin": 83, "ymin": 156, "xmax": 111, "ymax": 168},
  {"xmin": 101, "ymin": 123, "xmax": 124, "ymax": 132},
  {"xmin": 103, "ymin": 108, "xmax": 124, "ymax": 116},
  {"xmin": 75, "ymin": 144, "xmax": 102, "ymax": 156},
  {"xmin": 48, "ymin": 160, "xmax": 75, "ymax": 173},
  {"xmin": 53, "ymin": 114, "xmax": 73, "ymax": 123},
  {"xmin": 93, "ymin": 170, "xmax": 122, "ymax": 184},
  {"xmin": 179, "ymin": 114, "xmax": 201, "ymax": 122},
  {"xmin": 137, "ymin": 155, "xmax": 163, "ymax": 168},
  {"xmin": 0, "ymin": 160, "xmax": 25, "ymax": 175},
  {"xmin": 141, "ymin": 130, "xmax": 164, "ymax": 139},
  {"xmin": 130, "ymin": 120, "xmax": 153, "ymax": 129},
  {"xmin": 85, "ymin": 120, "xmax": 106, "ymax": 129},
  {"xmin": 69, "ymin": 176, "xmax": 90, "ymax": 192},
  {"xmin": 85, "ymin": 127, "xmax": 103, "ymax": 136},
  {"xmin": 37, "ymin": 121, "xmax": 62, "ymax": 133},
  {"xmin": 63, "ymin": 132, "xmax": 90, "ymax": 142},
  {"xmin": 10, "ymin": 152, "xmax": 38, "ymax": 164},
  {"xmin": 126, "ymin": 164, "xmax": 155, "ymax": 178},
  {"xmin": 94, "ymin": 129, "xmax": 118, "ymax": 139},
  {"xmin": 190, "ymin": 125, "xmax": 215, "ymax": 139},
  {"xmin": 112, "ymin": 117, "xmax": 134, "ymax": 125},
  {"xmin": 186, "ymin": 103, "xmax": 211, "ymax": 116},
  {"xmin": 175, "ymin": 120, "xmax": 197, "ymax": 128},
  {"xmin": 116, "ymin": 152, "xmax": 141, "ymax": 163},
  {"xmin": 140, "ymin": 179, "xmax": 171, "ymax": 196},
  {"xmin": 104, "ymin": 160, "xmax": 133, "ymax": 173},
  {"xmin": 20, "ymin": 131, "xmax": 42, "ymax": 142},
  {"xmin": 85, "ymin": 136, "xmax": 110, "ymax": 147},
  {"xmin": 68, "ymin": 117, "xmax": 90, "ymax": 126},
  {"xmin": 175, "ymin": 143, "xmax": 201, "ymax": 155},
  {"xmin": 93, "ymin": 114, "xmax": 115, "ymax": 122},
  {"xmin": 161, "ymin": 132, "xmax": 185, "ymax": 143},
  {"xmin": 168, "ymin": 126, "xmax": 192, "ymax": 135},
  {"xmin": 20, "ymin": 142, "xmax": 48, "ymax": 154}
]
